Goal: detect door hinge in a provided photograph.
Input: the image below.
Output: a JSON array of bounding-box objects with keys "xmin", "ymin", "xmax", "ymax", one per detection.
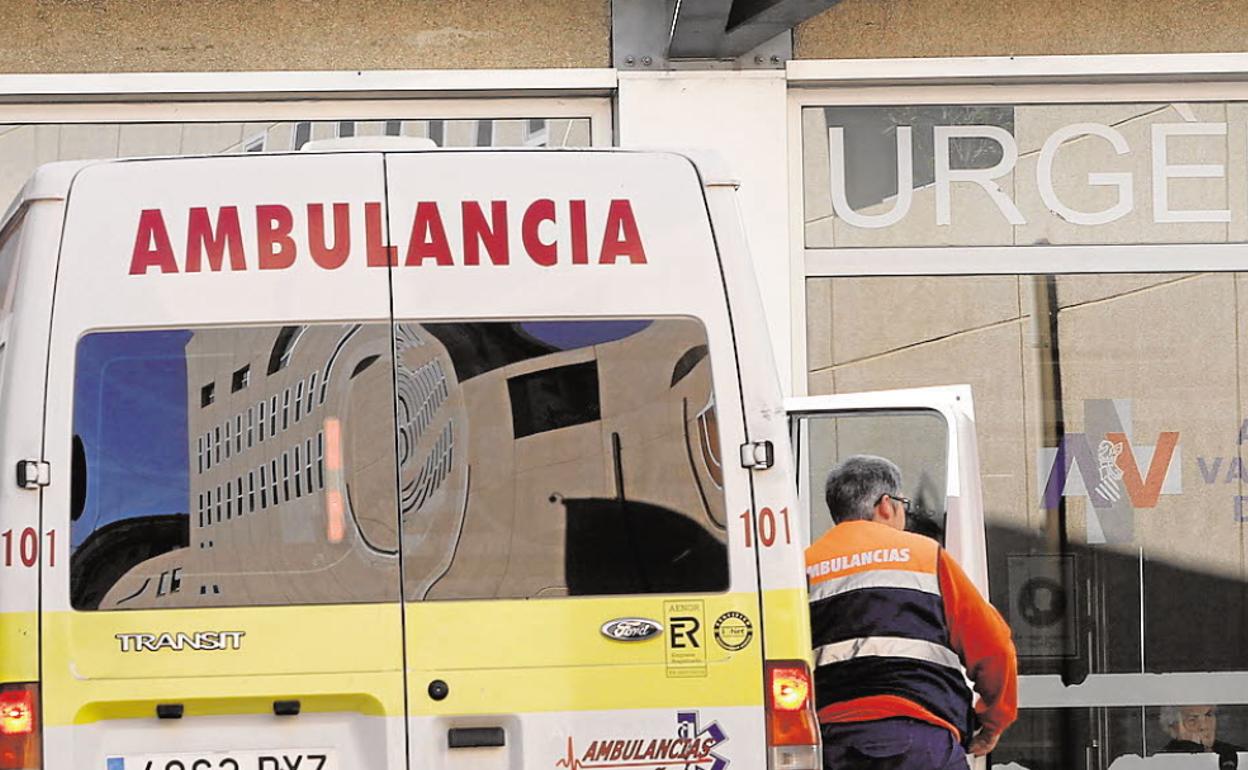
[
  {"xmin": 739, "ymin": 441, "xmax": 774, "ymax": 470},
  {"xmin": 16, "ymin": 460, "xmax": 50, "ymax": 490}
]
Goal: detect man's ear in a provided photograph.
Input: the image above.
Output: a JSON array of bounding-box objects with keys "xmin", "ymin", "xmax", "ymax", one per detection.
[{"xmin": 873, "ymin": 495, "xmax": 895, "ymax": 525}]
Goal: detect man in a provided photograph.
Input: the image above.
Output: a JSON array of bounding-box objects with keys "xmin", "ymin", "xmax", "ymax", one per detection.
[
  {"xmin": 806, "ymin": 455, "xmax": 1018, "ymax": 770},
  {"xmin": 1159, "ymin": 705, "xmax": 1243, "ymax": 769}
]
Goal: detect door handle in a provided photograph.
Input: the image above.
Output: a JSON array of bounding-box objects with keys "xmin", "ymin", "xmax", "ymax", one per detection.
[{"xmin": 448, "ymin": 727, "xmax": 505, "ymax": 749}]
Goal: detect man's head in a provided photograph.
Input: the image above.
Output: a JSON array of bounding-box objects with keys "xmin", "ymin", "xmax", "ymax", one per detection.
[
  {"xmin": 1161, "ymin": 705, "xmax": 1219, "ymax": 749},
  {"xmin": 823, "ymin": 454, "xmax": 907, "ymax": 530}
]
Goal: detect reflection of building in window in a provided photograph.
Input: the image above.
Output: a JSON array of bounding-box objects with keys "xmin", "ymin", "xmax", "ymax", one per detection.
[
  {"xmin": 507, "ymin": 361, "xmax": 600, "ymax": 437},
  {"xmin": 73, "ymin": 319, "xmax": 730, "ymax": 611},
  {"xmin": 74, "ymin": 323, "xmax": 399, "ymax": 610},
  {"xmin": 427, "ymin": 119, "xmax": 445, "ymax": 146},
  {"xmin": 291, "ymin": 121, "xmax": 312, "ymax": 150},
  {"xmin": 524, "ymin": 118, "xmax": 549, "ymax": 147},
  {"xmin": 408, "ymin": 319, "xmax": 728, "ymax": 600},
  {"xmin": 475, "ymin": 119, "xmax": 494, "ymax": 147},
  {"xmin": 243, "ymin": 133, "xmax": 266, "ymax": 153},
  {"xmin": 267, "ymin": 325, "xmax": 303, "ymax": 375}
]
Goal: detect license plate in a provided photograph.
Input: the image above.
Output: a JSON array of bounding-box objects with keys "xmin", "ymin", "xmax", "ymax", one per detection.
[{"xmin": 106, "ymin": 750, "xmax": 337, "ymax": 770}]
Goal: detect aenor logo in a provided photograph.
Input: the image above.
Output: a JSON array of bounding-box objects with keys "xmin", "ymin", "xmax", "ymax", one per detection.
[
  {"xmin": 116, "ymin": 631, "xmax": 245, "ymax": 653},
  {"xmin": 128, "ymin": 199, "xmax": 648, "ymax": 275}
]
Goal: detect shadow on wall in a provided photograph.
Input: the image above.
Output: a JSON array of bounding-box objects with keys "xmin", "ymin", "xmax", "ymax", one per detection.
[{"xmin": 985, "ymin": 521, "xmax": 1248, "ymax": 770}]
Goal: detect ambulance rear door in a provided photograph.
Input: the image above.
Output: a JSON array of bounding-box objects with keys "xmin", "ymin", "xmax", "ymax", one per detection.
[
  {"xmin": 786, "ymin": 385, "xmax": 988, "ymax": 591},
  {"xmin": 41, "ymin": 153, "xmax": 408, "ymax": 770},
  {"xmin": 384, "ymin": 149, "xmax": 767, "ymax": 770}
]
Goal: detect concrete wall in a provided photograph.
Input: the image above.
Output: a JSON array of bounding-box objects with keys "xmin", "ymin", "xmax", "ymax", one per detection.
[
  {"xmin": 0, "ymin": 0, "xmax": 610, "ymax": 73},
  {"xmin": 796, "ymin": 0, "xmax": 1248, "ymax": 59}
]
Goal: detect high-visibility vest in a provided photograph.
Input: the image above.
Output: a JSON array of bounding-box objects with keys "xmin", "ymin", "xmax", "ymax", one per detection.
[{"xmin": 806, "ymin": 520, "xmax": 974, "ymax": 741}]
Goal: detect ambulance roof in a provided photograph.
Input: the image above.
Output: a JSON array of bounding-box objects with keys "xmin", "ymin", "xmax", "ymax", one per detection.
[
  {"xmin": 2, "ymin": 160, "xmax": 94, "ymax": 231},
  {"xmin": 0, "ymin": 147, "xmax": 738, "ymax": 236}
]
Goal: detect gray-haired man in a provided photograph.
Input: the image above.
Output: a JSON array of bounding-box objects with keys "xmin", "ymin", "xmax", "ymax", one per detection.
[{"xmin": 806, "ymin": 454, "xmax": 1018, "ymax": 769}]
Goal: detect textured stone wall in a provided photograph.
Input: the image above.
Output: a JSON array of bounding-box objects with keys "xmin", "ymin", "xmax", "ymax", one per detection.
[
  {"xmin": 0, "ymin": 0, "xmax": 609, "ymax": 73},
  {"xmin": 797, "ymin": 0, "xmax": 1248, "ymax": 59}
]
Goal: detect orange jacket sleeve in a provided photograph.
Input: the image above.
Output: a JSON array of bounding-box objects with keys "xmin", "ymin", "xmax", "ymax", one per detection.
[{"xmin": 937, "ymin": 548, "xmax": 1018, "ymax": 735}]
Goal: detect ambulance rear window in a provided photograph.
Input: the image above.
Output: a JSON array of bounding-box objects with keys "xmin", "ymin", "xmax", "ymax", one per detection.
[{"xmin": 70, "ymin": 317, "xmax": 728, "ymax": 610}]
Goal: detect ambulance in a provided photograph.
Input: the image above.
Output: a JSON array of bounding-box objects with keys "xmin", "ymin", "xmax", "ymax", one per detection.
[{"xmin": 0, "ymin": 145, "xmax": 988, "ymax": 770}]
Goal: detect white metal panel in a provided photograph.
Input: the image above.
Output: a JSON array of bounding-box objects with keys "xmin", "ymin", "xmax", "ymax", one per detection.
[
  {"xmin": 1020, "ymin": 672, "xmax": 1248, "ymax": 708},
  {"xmin": 804, "ymin": 244, "xmax": 1248, "ymax": 276},
  {"xmin": 788, "ymin": 53, "xmax": 1248, "ymax": 87},
  {"xmin": 49, "ymin": 153, "xmax": 395, "ymax": 334},
  {"xmin": 0, "ymin": 68, "xmax": 618, "ymax": 102},
  {"xmin": 617, "ymin": 70, "xmax": 794, "ymax": 394},
  {"xmin": 0, "ymin": 202, "xmax": 61, "ymax": 620}
]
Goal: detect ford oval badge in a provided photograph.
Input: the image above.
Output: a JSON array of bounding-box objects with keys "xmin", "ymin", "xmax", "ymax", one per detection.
[{"xmin": 601, "ymin": 618, "xmax": 663, "ymax": 642}]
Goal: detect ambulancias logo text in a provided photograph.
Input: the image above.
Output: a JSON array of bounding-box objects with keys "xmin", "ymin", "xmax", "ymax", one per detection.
[{"xmin": 555, "ymin": 711, "xmax": 728, "ymax": 770}]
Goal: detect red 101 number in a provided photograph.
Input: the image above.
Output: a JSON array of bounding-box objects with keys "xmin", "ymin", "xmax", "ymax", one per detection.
[
  {"xmin": 739, "ymin": 507, "xmax": 791, "ymax": 548},
  {"xmin": 2, "ymin": 528, "xmax": 55, "ymax": 568}
]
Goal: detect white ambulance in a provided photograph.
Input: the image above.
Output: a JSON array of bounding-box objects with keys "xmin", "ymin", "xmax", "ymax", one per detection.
[{"xmin": 0, "ymin": 146, "xmax": 987, "ymax": 770}]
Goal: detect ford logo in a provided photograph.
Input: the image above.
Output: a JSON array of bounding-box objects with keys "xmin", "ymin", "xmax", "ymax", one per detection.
[{"xmin": 601, "ymin": 618, "xmax": 663, "ymax": 642}]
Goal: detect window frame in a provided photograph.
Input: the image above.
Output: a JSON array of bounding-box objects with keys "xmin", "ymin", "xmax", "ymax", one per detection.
[
  {"xmin": 786, "ymin": 54, "xmax": 1248, "ymax": 393},
  {"xmin": 786, "ymin": 55, "xmax": 1248, "ymax": 710}
]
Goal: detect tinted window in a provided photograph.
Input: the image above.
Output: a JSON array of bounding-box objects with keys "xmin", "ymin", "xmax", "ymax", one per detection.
[
  {"xmin": 71, "ymin": 323, "xmax": 399, "ymax": 610},
  {"xmin": 72, "ymin": 317, "xmax": 730, "ymax": 609},
  {"xmin": 507, "ymin": 361, "xmax": 601, "ymax": 438},
  {"xmin": 799, "ymin": 409, "xmax": 949, "ymax": 544},
  {"xmin": 399, "ymin": 318, "xmax": 729, "ymax": 600}
]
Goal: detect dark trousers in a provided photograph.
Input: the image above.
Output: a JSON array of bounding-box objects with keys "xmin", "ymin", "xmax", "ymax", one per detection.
[{"xmin": 821, "ymin": 718, "xmax": 970, "ymax": 770}]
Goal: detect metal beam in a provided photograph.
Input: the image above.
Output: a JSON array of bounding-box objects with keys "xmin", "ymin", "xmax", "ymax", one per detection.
[
  {"xmin": 667, "ymin": 0, "xmax": 736, "ymax": 59},
  {"xmin": 614, "ymin": 0, "xmax": 789, "ymax": 70},
  {"xmin": 722, "ymin": 0, "xmax": 843, "ymax": 57}
]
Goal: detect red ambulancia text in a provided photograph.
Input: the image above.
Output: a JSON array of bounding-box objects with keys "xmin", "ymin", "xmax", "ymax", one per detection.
[{"xmin": 129, "ymin": 199, "xmax": 647, "ymax": 275}]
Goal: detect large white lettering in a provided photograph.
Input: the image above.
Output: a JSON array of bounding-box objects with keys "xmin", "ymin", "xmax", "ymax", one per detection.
[
  {"xmin": 934, "ymin": 125, "xmax": 1025, "ymax": 226},
  {"xmin": 1151, "ymin": 122, "xmax": 1231, "ymax": 223},
  {"xmin": 1038, "ymin": 123, "xmax": 1134, "ymax": 226},
  {"xmin": 823, "ymin": 116, "xmax": 1245, "ymax": 233},
  {"xmin": 828, "ymin": 126, "xmax": 914, "ymax": 228}
]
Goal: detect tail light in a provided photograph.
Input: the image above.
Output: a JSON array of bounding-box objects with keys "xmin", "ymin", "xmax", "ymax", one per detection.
[
  {"xmin": 765, "ymin": 661, "xmax": 820, "ymax": 770},
  {"xmin": 0, "ymin": 683, "xmax": 40, "ymax": 770}
]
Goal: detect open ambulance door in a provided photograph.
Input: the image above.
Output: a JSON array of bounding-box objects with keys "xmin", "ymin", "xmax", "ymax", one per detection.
[{"xmin": 785, "ymin": 384, "xmax": 988, "ymax": 596}]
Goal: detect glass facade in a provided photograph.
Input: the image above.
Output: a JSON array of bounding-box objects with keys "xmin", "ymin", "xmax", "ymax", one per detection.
[{"xmin": 803, "ymin": 99, "xmax": 1248, "ymax": 769}]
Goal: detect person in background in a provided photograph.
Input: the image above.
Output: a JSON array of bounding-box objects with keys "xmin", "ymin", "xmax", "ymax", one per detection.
[
  {"xmin": 1160, "ymin": 705, "xmax": 1243, "ymax": 770},
  {"xmin": 807, "ymin": 455, "xmax": 1018, "ymax": 770}
]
